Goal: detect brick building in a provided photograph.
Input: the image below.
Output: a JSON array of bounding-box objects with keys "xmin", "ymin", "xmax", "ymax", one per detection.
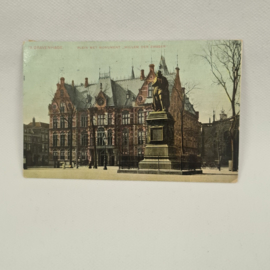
[
  {"xmin": 48, "ymin": 56, "xmax": 200, "ymax": 166},
  {"xmin": 201, "ymin": 110, "xmax": 239, "ymax": 167},
  {"xmin": 23, "ymin": 118, "xmax": 49, "ymax": 166}
]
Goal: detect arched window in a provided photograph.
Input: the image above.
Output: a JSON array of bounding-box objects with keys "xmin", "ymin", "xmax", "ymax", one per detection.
[
  {"xmin": 60, "ymin": 132, "xmax": 65, "ymax": 146},
  {"xmin": 60, "ymin": 90, "xmax": 64, "ymax": 97},
  {"xmin": 81, "ymin": 131, "xmax": 88, "ymax": 146},
  {"xmin": 148, "ymin": 82, "xmax": 153, "ymax": 97},
  {"xmin": 97, "ymin": 128, "xmax": 105, "ymax": 146},
  {"xmin": 60, "ymin": 102, "xmax": 65, "ymax": 113},
  {"xmin": 138, "ymin": 130, "xmax": 143, "ymax": 145},
  {"xmin": 108, "ymin": 129, "xmax": 112, "ymax": 146},
  {"xmin": 53, "ymin": 133, "xmax": 58, "ymax": 147},
  {"xmin": 60, "ymin": 116, "xmax": 65, "ymax": 128},
  {"xmin": 138, "ymin": 110, "xmax": 144, "ymax": 124},
  {"xmin": 122, "ymin": 111, "xmax": 130, "ymax": 125},
  {"xmin": 123, "ymin": 129, "xmax": 129, "ymax": 146},
  {"xmin": 53, "ymin": 117, "xmax": 58, "ymax": 129}
]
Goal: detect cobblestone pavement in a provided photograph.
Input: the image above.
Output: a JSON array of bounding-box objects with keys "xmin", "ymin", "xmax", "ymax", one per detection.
[{"xmin": 24, "ymin": 166, "xmax": 238, "ymax": 183}]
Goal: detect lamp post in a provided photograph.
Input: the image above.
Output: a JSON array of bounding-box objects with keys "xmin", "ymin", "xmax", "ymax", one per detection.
[{"xmin": 103, "ymin": 134, "xmax": 107, "ymax": 170}]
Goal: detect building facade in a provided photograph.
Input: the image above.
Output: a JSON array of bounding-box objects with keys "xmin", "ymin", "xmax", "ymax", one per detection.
[
  {"xmin": 201, "ymin": 110, "xmax": 239, "ymax": 167},
  {"xmin": 23, "ymin": 118, "xmax": 49, "ymax": 166},
  {"xmin": 48, "ymin": 56, "xmax": 200, "ymax": 166}
]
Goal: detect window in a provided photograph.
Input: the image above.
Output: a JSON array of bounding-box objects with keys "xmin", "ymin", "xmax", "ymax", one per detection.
[
  {"xmin": 138, "ymin": 110, "xmax": 144, "ymax": 124},
  {"xmin": 68, "ymin": 150, "xmax": 71, "ymax": 160},
  {"xmin": 81, "ymin": 150, "xmax": 86, "ymax": 160},
  {"xmin": 108, "ymin": 129, "xmax": 112, "ymax": 145},
  {"xmin": 68, "ymin": 132, "xmax": 71, "ymax": 146},
  {"xmin": 90, "ymin": 133, "xmax": 94, "ymax": 146},
  {"xmin": 60, "ymin": 150, "xmax": 65, "ymax": 160},
  {"xmin": 44, "ymin": 144, "xmax": 48, "ymax": 152},
  {"xmin": 97, "ymin": 114, "xmax": 105, "ymax": 125},
  {"xmin": 53, "ymin": 133, "xmax": 58, "ymax": 146},
  {"xmin": 60, "ymin": 102, "xmax": 65, "ymax": 113},
  {"xmin": 122, "ymin": 111, "xmax": 130, "ymax": 125},
  {"xmin": 148, "ymin": 82, "xmax": 153, "ymax": 97},
  {"xmin": 138, "ymin": 130, "xmax": 143, "ymax": 145},
  {"xmin": 81, "ymin": 132, "xmax": 88, "ymax": 146},
  {"xmin": 123, "ymin": 129, "xmax": 129, "ymax": 146},
  {"xmin": 60, "ymin": 117, "xmax": 65, "ymax": 128},
  {"xmin": 108, "ymin": 113, "xmax": 113, "ymax": 125},
  {"xmin": 42, "ymin": 144, "xmax": 45, "ymax": 152},
  {"xmin": 60, "ymin": 133, "xmax": 65, "ymax": 146},
  {"xmin": 53, "ymin": 117, "xmax": 58, "ymax": 129},
  {"xmin": 81, "ymin": 115, "xmax": 87, "ymax": 127},
  {"xmin": 60, "ymin": 90, "xmax": 64, "ymax": 97},
  {"xmin": 138, "ymin": 148, "xmax": 143, "ymax": 156},
  {"xmin": 53, "ymin": 150, "xmax": 58, "ymax": 159},
  {"xmin": 68, "ymin": 116, "xmax": 72, "ymax": 128},
  {"xmin": 97, "ymin": 128, "xmax": 105, "ymax": 146}
]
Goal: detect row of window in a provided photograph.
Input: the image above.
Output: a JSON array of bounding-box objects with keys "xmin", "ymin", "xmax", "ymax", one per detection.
[
  {"xmin": 52, "ymin": 129, "xmax": 145, "ymax": 147},
  {"xmin": 24, "ymin": 143, "xmax": 48, "ymax": 152},
  {"xmin": 53, "ymin": 149, "xmax": 87, "ymax": 160},
  {"xmin": 52, "ymin": 111, "xmax": 147, "ymax": 129}
]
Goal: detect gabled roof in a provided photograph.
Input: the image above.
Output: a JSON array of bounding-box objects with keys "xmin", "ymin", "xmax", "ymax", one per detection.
[{"xmin": 184, "ymin": 96, "xmax": 196, "ymax": 115}]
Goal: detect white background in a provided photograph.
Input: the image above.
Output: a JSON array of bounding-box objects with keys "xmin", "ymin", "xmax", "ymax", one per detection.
[{"xmin": 1, "ymin": 0, "xmax": 270, "ymax": 269}]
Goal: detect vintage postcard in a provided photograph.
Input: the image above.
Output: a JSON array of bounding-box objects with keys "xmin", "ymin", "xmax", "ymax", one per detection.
[{"xmin": 23, "ymin": 40, "xmax": 241, "ymax": 182}]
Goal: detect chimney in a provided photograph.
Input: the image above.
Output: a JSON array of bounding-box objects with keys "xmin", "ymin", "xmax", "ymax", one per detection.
[
  {"xmin": 213, "ymin": 110, "xmax": 215, "ymax": 122},
  {"xmin": 85, "ymin": 78, "xmax": 88, "ymax": 87},
  {"xmin": 72, "ymin": 80, "xmax": 74, "ymax": 87},
  {"xmin": 182, "ymin": 87, "xmax": 185, "ymax": 94},
  {"xmin": 149, "ymin": 64, "xmax": 155, "ymax": 72},
  {"xmin": 60, "ymin": 77, "xmax": 65, "ymax": 86},
  {"xmin": 196, "ymin": 111, "xmax": 199, "ymax": 120},
  {"xmin": 140, "ymin": 69, "xmax": 145, "ymax": 80},
  {"xmin": 56, "ymin": 83, "xmax": 60, "ymax": 89},
  {"xmin": 33, "ymin": 117, "xmax": 35, "ymax": 126},
  {"xmin": 100, "ymin": 83, "xmax": 102, "ymax": 91},
  {"xmin": 209, "ymin": 117, "xmax": 211, "ymax": 123}
]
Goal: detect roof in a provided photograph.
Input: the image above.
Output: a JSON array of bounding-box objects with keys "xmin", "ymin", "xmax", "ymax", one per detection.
[
  {"xmin": 27, "ymin": 122, "xmax": 49, "ymax": 128},
  {"xmin": 184, "ymin": 96, "xmax": 196, "ymax": 115},
  {"xmin": 61, "ymin": 56, "xmax": 196, "ymax": 113}
]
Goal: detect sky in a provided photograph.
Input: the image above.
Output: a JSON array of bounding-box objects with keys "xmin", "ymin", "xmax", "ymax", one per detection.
[{"xmin": 23, "ymin": 40, "xmax": 241, "ymax": 124}]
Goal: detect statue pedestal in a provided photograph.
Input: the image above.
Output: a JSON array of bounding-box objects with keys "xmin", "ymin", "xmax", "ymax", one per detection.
[{"xmin": 139, "ymin": 111, "xmax": 180, "ymax": 170}]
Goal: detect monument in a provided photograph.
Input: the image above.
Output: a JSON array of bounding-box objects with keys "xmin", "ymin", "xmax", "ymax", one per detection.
[{"xmin": 139, "ymin": 71, "xmax": 180, "ymax": 170}]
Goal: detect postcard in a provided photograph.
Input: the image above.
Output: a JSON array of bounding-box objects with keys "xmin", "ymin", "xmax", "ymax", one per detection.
[{"xmin": 23, "ymin": 40, "xmax": 241, "ymax": 182}]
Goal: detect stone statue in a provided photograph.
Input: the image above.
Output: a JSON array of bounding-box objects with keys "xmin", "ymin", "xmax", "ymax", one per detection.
[{"xmin": 152, "ymin": 70, "xmax": 170, "ymax": 111}]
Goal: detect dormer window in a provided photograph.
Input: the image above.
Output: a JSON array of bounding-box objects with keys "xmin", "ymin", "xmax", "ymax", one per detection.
[{"xmin": 126, "ymin": 92, "xmax": 130, "ymax": 99}]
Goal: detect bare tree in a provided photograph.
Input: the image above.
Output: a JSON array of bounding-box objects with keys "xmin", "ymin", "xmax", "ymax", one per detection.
[{"xmin": 200, "ymin": 40, "xmax": 241, "ymax": 171}]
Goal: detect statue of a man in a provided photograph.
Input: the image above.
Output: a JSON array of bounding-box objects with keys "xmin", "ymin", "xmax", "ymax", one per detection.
[{"xmin": 152, "ymin": 70, "xmax": 170, "ymax": 111}]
